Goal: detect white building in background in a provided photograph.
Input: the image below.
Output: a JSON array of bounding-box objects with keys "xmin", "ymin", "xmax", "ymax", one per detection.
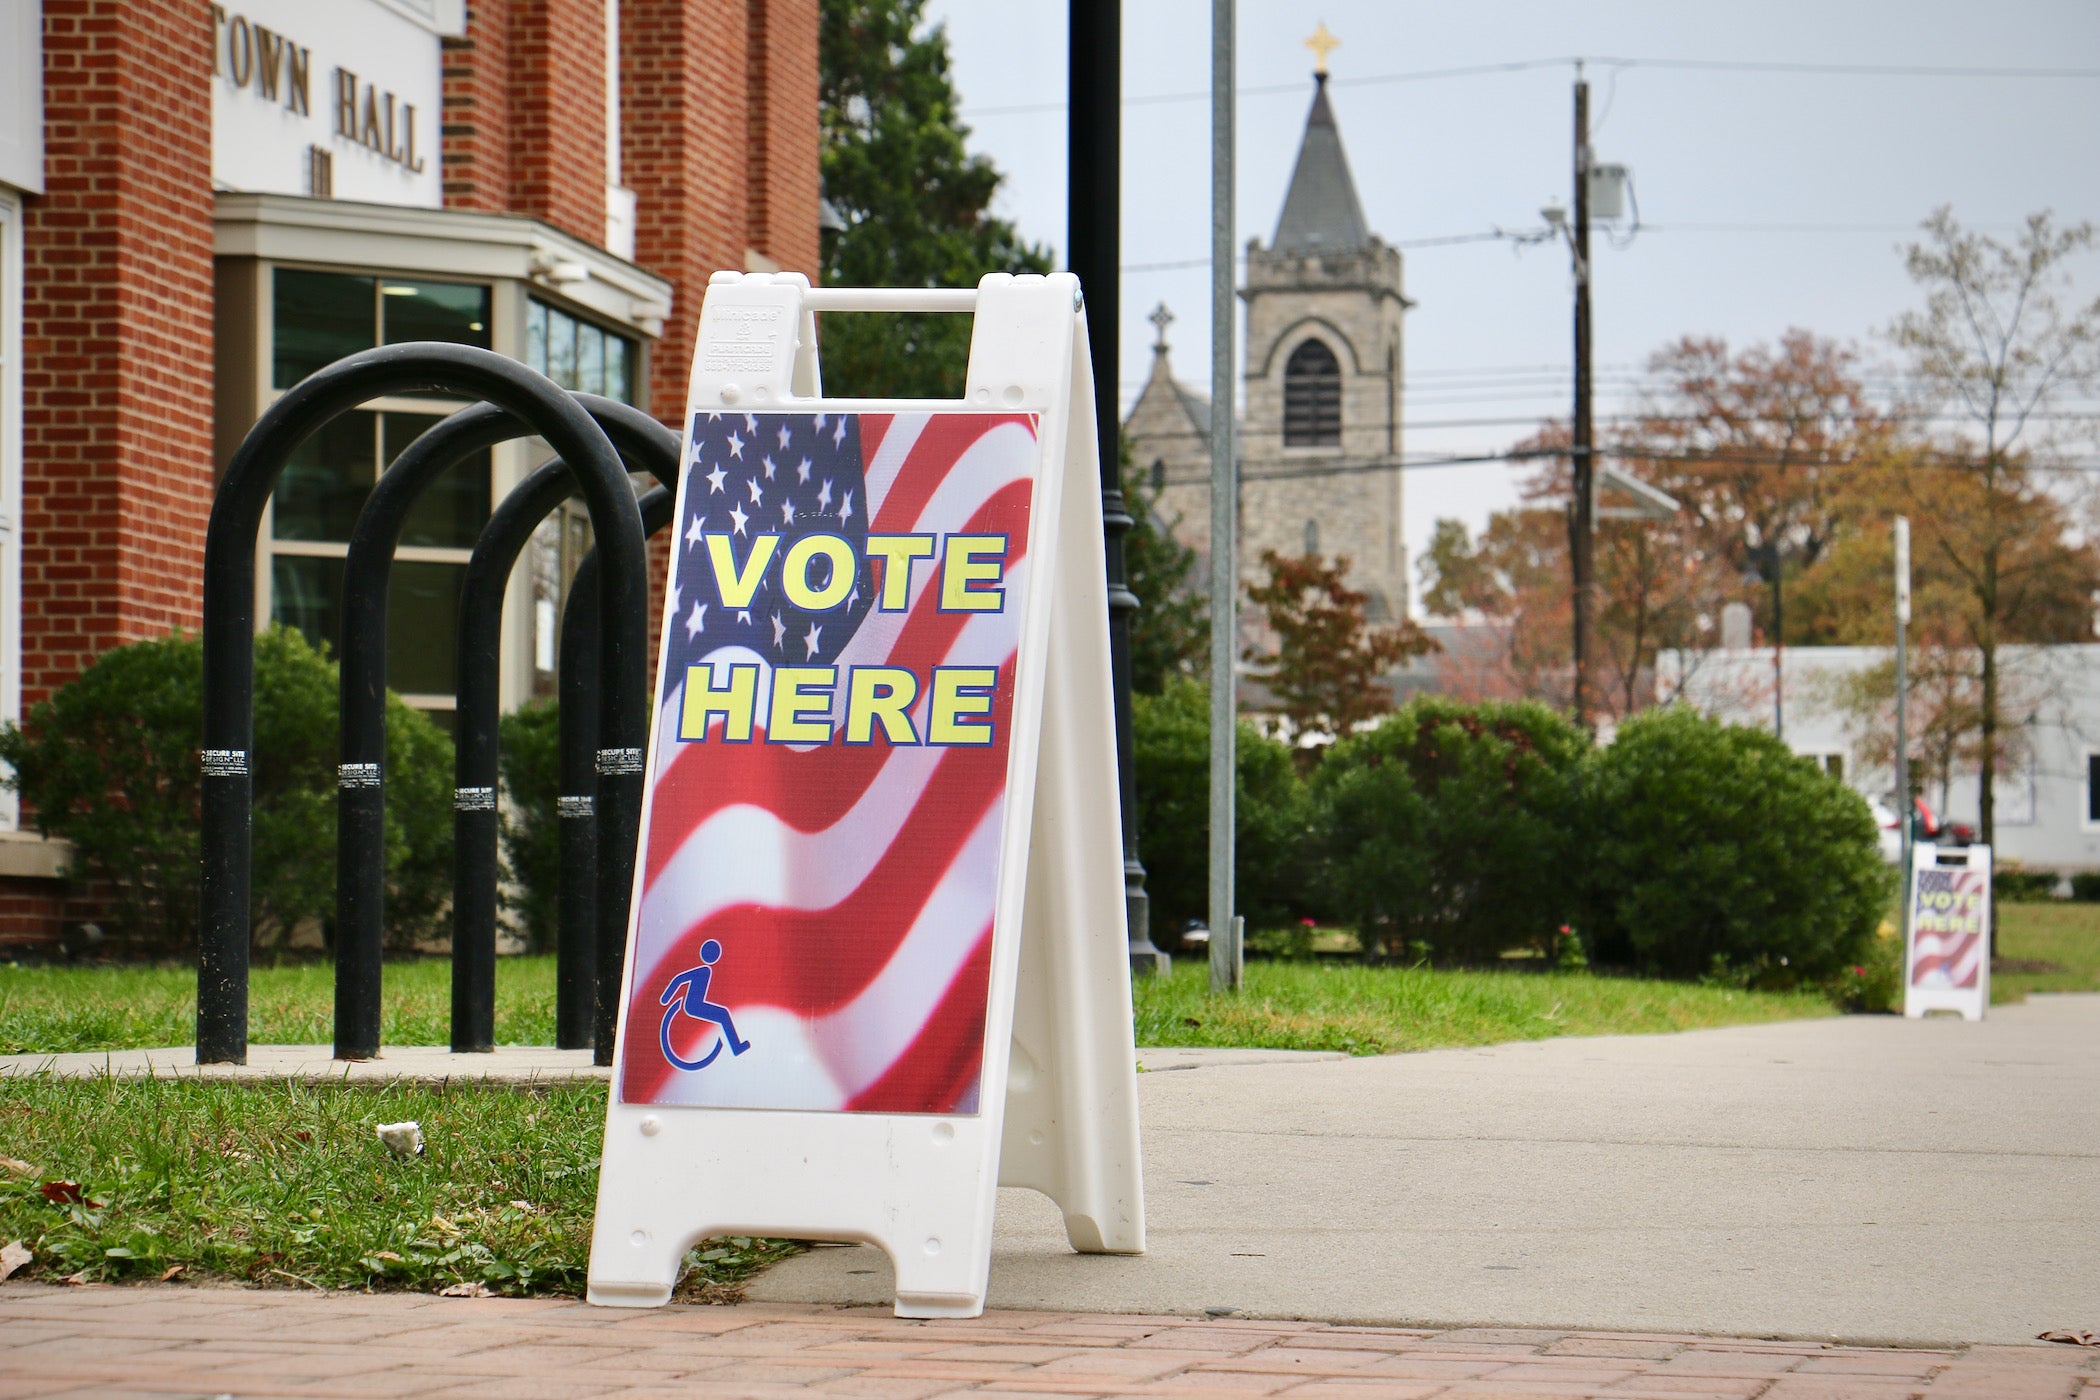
[{"xmin": 1656, "ymin": 644, "xmax": 2100, "ymax": 872}]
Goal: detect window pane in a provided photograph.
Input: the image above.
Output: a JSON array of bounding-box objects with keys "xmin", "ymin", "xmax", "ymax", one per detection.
[
  {"xmin": 605, "ymin": 334, "xmax": 631, "ymax": 403},
  {"xmin": 526, "ymin": 300, "xmax": 549, "ymax": 377},
  {"xmin": 270, "ymin": 554, "xmax": 462, "ymax": 704},
  {"xmin": 2089, "ymin": 754, "xmax": 2100, "ymax": 822},
  {"xmin": 380, "ymin": 279, "xmax": 491, "ymax": 349},
  {"xmin": 384, "ymin": 413, "xmax": 491, "ymax": 549},
  {"xmin": 547, "ymin": 311, "xmax": 577, "ymax": 390},
  {"xmin": 389, "ymin": 560, "xmax": 464, "ymax": 696},
  {"xmin": 1283, "ymin": 338, "xmax": 1342, "ymax": 447},
  {"xmin": 273, "ymin": 269, "xmax": 375, "ymax": 389},
  {"xmin": 272, "ymin": 411, "xmax": 378, "ymax": 542},
  {"xmin": 577, "ymin": 322, "xmax": 605, "ymax": 397},
  {"xmin": 272, "ymin": 553, "xmax": 344, "ymax": 659}
]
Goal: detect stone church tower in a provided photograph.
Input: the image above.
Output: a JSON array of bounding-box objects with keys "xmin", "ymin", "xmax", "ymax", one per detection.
[{"xmin": 1125, "ymin": 56, "xmax": 1410, "ymax": 620}]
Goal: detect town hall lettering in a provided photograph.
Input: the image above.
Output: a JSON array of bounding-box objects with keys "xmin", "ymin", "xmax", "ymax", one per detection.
[
  {"xmin": 210, "ymin": 6, "xmax": 311, "ymax": 117},
  {"xmin": 332, "ymin": 69, "xmax": 427, "ymax": 175},
  {"xmin": 210, "ymin": 7, "xmax": 427, "ymax": 178}
]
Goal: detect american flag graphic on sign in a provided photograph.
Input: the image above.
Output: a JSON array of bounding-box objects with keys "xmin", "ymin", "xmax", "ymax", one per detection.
[
  {"xmin": 1910, "ymin": 866, "xmax": 1987, "ymax": 990},
  {"xmin": 621, "ymin": 410, "xmax": 1041, "ymax": 1114}
]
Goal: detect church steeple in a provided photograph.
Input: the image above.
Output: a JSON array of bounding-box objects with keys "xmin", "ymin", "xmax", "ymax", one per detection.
[{"xmin": 1270, "ymin": 62, "xmax": 1370, "ymax": 256}]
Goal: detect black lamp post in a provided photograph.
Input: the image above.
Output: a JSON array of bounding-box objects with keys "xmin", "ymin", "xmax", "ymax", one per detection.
[{"xmin": 1069, "ymin": 0, "xmax": 1168, "ymax": 974}]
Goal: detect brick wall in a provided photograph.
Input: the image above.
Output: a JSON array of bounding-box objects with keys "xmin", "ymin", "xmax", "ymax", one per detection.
[
  {"xmin": 745, "ymin": 0, "xmax": 819, "ymax": 276},
  {"xmin": 21, "ymin": 0, "xmax": 215, "ymax": 707},
  {"xmin": 440, "ymin": 0, "xmax": 514, "ymax": 211},
  {"xmin": 509, "ymin": 0, "xmax": 608, "ymax": 245},
  {"xmin": 623, "ymin": 0, "xmax": 750, "ymax": 419}
]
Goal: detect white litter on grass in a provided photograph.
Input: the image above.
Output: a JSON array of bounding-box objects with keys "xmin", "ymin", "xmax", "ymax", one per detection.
[{"xmin": 376, "ymin": 1121, "xmax": 425, "ymax": 1158}]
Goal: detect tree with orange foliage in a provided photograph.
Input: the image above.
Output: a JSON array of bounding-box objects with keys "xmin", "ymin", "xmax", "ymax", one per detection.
[
  {"xmin": 1419, "ymin": 331, "xmax": 1885, "ymax": 719},
  {"xmin": 1244, "ymin": 549, "xmax": 1435, "ymax": 748}
]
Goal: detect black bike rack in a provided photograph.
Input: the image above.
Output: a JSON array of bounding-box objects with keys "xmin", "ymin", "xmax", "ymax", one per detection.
[
  {"xmin": 199, "ymin": 343, "xmax": 651, "ymax": 1066},
  {"xmin": 444, "ymin": 399, "xmax": 679, "ymax": 1055},
  {"xmin": 552, "ymin": 485, "xmax": 675, "ymax": 1052},
  {"xmin": 334, "ymin": 398, "xmax": 679, "ymax": 1059}
]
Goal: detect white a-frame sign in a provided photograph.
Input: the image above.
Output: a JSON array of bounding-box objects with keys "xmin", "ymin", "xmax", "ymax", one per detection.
[
  {"xmin": 587, "ymin": 272, "xmax": 1146, "ymax": 1318},
  {"xmin": 1903, "ymin": 842, "xmax": 1991, "ymax": 1022}
]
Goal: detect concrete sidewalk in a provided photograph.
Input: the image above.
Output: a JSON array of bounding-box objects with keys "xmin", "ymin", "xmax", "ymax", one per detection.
[
  {"xmin": 750, "ymin": 996, "xmax": 2100, "ymax": 1348},
  {"xmin": 2, "ymin": 1284, "xmax": 2094, "ymax": 1399}
]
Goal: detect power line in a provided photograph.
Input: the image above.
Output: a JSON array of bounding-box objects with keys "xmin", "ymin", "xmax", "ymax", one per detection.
[
  {"xmin": 1116, "ymin": 221, "xmax": 2038, "ymax": 272},
  {"xmin": 970, "ymin": 55, "xmax": 2100, "ymax": 119},
  {"xmin": 1125, "ymin": 411, "xmax": 2100, "ymax": 445},
  {"xmin": 1151, "ymin": 447, "xmax": 2100, "ymax": 489}
]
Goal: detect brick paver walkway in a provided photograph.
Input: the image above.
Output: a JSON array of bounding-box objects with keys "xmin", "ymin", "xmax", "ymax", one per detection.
[{"xmin": 2, "ymin": 1285, "xmax": 2094, "ymax": 1399}]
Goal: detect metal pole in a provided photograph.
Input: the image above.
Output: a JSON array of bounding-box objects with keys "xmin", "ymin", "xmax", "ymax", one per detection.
[
  {"xmin": 1207, "ymin": 0, "xmax": 1239, "ymax": 993},
  {"xmin": 1772, "ymin": 556, "xmax": 1785, "ymax": 740},
  {"xmin": 1894, "ymin": 516, "xmax": 1912, "ymax": 883},
  {"xmin": 1070, "ymin": 0, "xmax": 1166, "ymax": 974},
  {"xmin": 1568, "ymin": 68, "xmax": 1595, "ymax": 732}
]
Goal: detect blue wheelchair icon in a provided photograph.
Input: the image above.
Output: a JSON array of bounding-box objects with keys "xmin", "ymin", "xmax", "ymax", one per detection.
[{"xmin": 658, "ymin": 939, "xmax": 752, "ymax": 1072}]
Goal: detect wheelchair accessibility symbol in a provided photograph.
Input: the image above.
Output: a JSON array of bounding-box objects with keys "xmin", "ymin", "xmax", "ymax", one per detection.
[{"xmin": 658, "ymin": 939, "xmax": 752, "ymax": 1072}]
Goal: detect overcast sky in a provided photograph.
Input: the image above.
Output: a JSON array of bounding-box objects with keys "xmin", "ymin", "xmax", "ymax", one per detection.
[{"xmin": 921, "ymin": 0, "xmax": 2100, "ymax": 612}]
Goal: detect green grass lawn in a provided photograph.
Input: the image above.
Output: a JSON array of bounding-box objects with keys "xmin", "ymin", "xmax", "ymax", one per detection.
[
  {"xmin": 3, "ymin": 953, "xmax": 1842, "ymax": 1060},
  {"xmin": 1132, "ymin": 958, "xmax": 1834, "ymax": 1055},
  {"xmin": 0, "ymin": 949, "xmax": 1842, "ymax": 1297},
  {"xmin": 0, "ymin": 1076, "xmax": 792, "ymax": 1295},
  {"xmin": 1993, "ymin": 901, "xmax": 2100, "ymax": 1003},
  {"xmin": 0, "ymin": 957, "xmax": 560, "ymax": 1055}
]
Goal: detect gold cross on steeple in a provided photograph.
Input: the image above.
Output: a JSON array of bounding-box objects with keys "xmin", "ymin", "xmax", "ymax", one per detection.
[{"xmin": 1305, "ymin": 22, "xmax": 1340, "ymax": 77}]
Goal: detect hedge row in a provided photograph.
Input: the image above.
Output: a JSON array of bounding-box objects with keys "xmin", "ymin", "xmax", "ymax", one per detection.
[
  {"xmin": 1136, "ymin": 683, "xmax": 1893, "ymax": 989},
  {"xmin": 1, "ymin": 636, "xmax": 1892, "ymax": 991}
]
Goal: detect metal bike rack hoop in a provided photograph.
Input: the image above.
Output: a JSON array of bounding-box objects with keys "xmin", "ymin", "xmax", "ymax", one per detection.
[{"xmin": 199, "ymin": 343, "xmax": 645, "ymax": 1065}]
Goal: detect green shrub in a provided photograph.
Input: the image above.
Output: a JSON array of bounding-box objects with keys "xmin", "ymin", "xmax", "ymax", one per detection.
[
  {"xmin": 498, "ymin": 700, "xmax": 561, "ymax": 954},
  {"xmin": 1310, "ymin": 696, "xmax": 1588, "ymax": 964},
  {"xmin": 1992, "ymin": 868, "xmax": 2059, "ymax": 903},
  {"xmin": 2071, "ymin": 872, "xmax": 2100, "ymax": 902},
  {"xmin": 1133, "ymin": 678, "xmax": 1310, "ymax": 939},
  {"xmin": 1578, "ymin": 706, "xmax": 1890, "ymax": 986},
  {"xmin": 1827, "ymin": 924, "xmax": 1903, "ymax": 1012},
  {"xmin": 0, "ymin": 627, "xmax": 454, "ymax": 955}
]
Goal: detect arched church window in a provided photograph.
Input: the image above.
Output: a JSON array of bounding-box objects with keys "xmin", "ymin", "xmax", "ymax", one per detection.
[
  {"xmin": 1304, "ymin": 519, "xmax": 1320, "ymax": 555},
  {"xmin": 1283, "ymin": 338, "xmax": 1341, "ymax": 447},
  {"xmin": 1151, "ymin": 458, "xmax": 1166, "ymax": 492}
]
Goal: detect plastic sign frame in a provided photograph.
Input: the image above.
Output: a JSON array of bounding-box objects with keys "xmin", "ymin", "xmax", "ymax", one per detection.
[
  {"xmin": 1903, "ymin": 842, "xmax": 1990, "ymax": 1022},
  {"xmin": 585, "ymin": 272, "xmax": 1145, "ymax": 1318}
]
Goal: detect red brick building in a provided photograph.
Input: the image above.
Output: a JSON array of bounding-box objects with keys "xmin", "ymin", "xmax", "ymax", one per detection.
[{"xmin": 0, "ymin": 0, "xmax": 820, "ymax": 943}]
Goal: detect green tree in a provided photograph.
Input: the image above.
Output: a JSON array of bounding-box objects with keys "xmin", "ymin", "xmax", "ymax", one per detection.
[
  {"xmin": 1132, "ymin": 679, "xmax": 1310, "ymax": 937},
  {"xmin": 1579, "ymin": 706, "xmax": 1889, "ymax": 985},
  {"xmin": 819, "ymin": 0, "xmax": 1051, "ymax": 397},
  {"xmin": 1311, "ymin": 697, "xmax": 1588, "ymax": 964},
  {"xmin": 1124, "ymin": 466, "xmax": 1208, "ymax": 694},
  {"xmin": 1244, "ymin": 549, "xmax": 1434, "ymax": 747}
]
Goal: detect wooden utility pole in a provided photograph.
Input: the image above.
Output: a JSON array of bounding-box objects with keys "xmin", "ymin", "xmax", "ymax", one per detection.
[{"xmin": 1568, "ymin": 68, "xmax": 1596, "ymax": 731}]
